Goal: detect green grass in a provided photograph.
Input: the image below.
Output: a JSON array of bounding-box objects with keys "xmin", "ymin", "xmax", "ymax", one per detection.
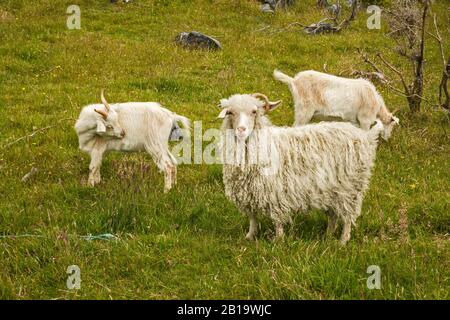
[{"xmin": 0, "ymin": 0, "xmax": 449, "ymax": 299}]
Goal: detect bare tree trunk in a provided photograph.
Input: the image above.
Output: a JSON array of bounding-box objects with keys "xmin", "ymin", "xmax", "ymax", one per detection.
[
  {"xmin": 339, "ymin": 0, "xmax": 358, "ymax": 30},
  {"xmin": 408, "ymin": 0, "xmax": 429, "ymax": 112},
  {"xmin": 439, "ymin": 56, "xmax": 450, "ymax": 111},
  {"xmin": 277, "ymin": 0, "xmax": 296, "ymax": 9},
  {"xmin": 317, "ymin": 0, "xmax": 329, "ymax": 8}
]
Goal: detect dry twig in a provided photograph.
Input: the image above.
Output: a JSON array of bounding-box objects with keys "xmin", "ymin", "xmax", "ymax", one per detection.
[{"xmin": 2, "ymin": 118, "xmax": 75, "ymax": 149}]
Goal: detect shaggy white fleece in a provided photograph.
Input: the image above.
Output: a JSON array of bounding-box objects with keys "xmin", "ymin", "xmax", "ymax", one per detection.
[{"xmin": 220, "ymin": 94, "xmax": 383, "ymax": 244}]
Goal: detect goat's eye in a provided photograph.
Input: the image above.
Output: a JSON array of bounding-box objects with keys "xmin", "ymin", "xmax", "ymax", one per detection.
[
  {"xmin": 226, "ymin": 111, "xmax": 233, "ymax": 116},
  {"xmin": 252, "ymin": 109, "xmax": 257, "ymax": 115}
]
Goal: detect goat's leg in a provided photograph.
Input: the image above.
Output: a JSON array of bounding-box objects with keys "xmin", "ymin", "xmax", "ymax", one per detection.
[
  {"xmin": 163, "ymin": 151, "xmax": 178, "ymax": 192},
  {"xmin": 340, "ymin": 194, "xmax": 363, "ymax": 245},
  {"xmin": 274, "ymin": 221, "xmax": 285, "ymax": 240},
  {"xmin": 163, "ymin": 166, "xmax": 172, "ymax": 193},
  {"xmin": 326, "ymin": 211, "xmax": 339, "ymax": 237},
  {"xmin": 88, "ymin": 147, "xmax": 105, "ymax": 187},
  {"xmin": 159, "ymin": 153, "xmax": 174, "ymax": 193},
  {"xmin": 357, "ymin": 113, "xmax": 376, "ymax": 131},
  {"xmin": 168, "ymin": 150, "xmax": 177, "ymax": 186},
  {"xmin": 359, "ymin": 120, "xmax": 372, "ymax": 131},
  {"xmin": 145, "ymin": 144, "xmax": 175, "ymax": 193},
  {"xmin": 246, "ymin": 214, "xmax": 258, "ymax": 240},
  {"xmin": 171, "ymin": 165, "xmax": 177, "ymax": 185},
  {"xmin": 294, "ymin": 107, "xmax": 315, "ymax": 126},
  {"xmin": 340, "ymin": 218, "xmax": 352, "ymax": 245}
]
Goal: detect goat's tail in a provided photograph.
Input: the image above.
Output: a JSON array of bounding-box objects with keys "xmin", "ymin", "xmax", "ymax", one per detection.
[
  {"xmin": 273, "ymin": 69, "xmax": 294, "ymax": 85},
  {"xmin": 367, "ymin": 119, "xmax": 383, "ymax": 142}
]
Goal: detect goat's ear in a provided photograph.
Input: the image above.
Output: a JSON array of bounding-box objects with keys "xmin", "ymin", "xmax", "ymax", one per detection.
[
  {"xmin": 264, "ymin": 100, "xmax": 282, "ymax": 112},
  {"xmin": 391, "ymin": 116, "xmax": 400, "ymax": 125},
  {"xmin": 217, "ymin": 108, "xmax": 229, "ymax": 119},
  {"xmin": 96, "ymin": 120, "xmax": 106, "ymax": 134}
]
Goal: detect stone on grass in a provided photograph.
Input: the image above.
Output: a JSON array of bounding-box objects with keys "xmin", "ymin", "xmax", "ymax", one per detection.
[
  {"xmin": 261, "ymin": 3, "xmax": 275, "ymax": 13},
  {"xmin": 175, "ymin": 31, "xmax": 221, "ymax": 50},
  {"xmin": 304, "ymin": 22, "xmax": 339, "ymax": 35}
]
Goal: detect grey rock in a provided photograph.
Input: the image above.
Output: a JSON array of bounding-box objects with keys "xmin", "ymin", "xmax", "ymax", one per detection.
[
  {"xmin": 346, "ymin": 0, "xmax": 355, "ymax": 7},
  {"xmin": 265, "ymin": 0, "xmax": 277, "ymax": 8},
  {"xmin": 260, "ymin": 0, "xmax": 295, "ymax": 11},
  {"xmin": 175, "ymin": 31, "xmax": 221, "ymax": 50},
  {"xmin": 261, "ymin": 3, "xmax": 275, "ymax": 13},
  {"xmin": 304, "ymin": 22, "xmax": 339, "ymax": 35},
  {"xmin": 327, "ymin": 4, "xmax": 341, "ymax": 16}
]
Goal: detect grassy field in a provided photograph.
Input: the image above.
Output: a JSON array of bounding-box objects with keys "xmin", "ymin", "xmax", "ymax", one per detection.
[{"xmin": 0, "ymin": 0, "xmax": 449, "ymax": 299}]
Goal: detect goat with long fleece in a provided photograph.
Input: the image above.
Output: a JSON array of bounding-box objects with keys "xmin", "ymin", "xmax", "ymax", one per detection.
[
  {"xmin": 75, "ymin": 91, "xmax": 190, "ymax": 192},
  {"xmin": 274, "ymin": 69, "xmax": 399, "ymax": 140},
  {"xmin": 219, "ymin": 93, "xmax": 382, "ymax": 244}
]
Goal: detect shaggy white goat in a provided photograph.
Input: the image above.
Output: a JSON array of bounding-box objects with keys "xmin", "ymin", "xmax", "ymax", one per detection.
[
  {"xmin": 75, "ymin": 91, "xmax": 190, "ymax": 192},
  {"xmin": 219, "ymin": 93, "xmax": 383, "ymax": 244},
  {"xmin": 274, "ymin": 69, "xmax": 399, "ymax": 140}
]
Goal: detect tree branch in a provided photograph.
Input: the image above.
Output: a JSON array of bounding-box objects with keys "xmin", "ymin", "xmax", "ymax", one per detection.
[
  {"xmin": 338, "ymin": 0, "xmax": 358, "ymax": 30},
  {"xmin": 1, "ymin": 118, "xmax": 75, "ymax": 149},
  {"xmin": 376, "ymin": 53, "xmax": 410, "ymax": 95}
]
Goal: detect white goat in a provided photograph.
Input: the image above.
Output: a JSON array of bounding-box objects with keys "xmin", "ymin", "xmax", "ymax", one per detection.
[
  {"xmin": 75, "ymin": 91, "xmax": 190, "ymax": 192},
  {"xmin": 219, "ymin": 93, "xmax": 382, "ymax": 244},
  {"xmin": 274, "ymin": 69, "xmax": 399, "ymax": 140}
]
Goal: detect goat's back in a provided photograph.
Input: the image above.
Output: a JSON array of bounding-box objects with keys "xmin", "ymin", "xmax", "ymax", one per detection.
[
  {"xmin": 291, "ymin": 70, "xmax": 383, "ymax": 120},
  {"xmin": 293, "ymin": 70, "xmax": 370, "ymax": 86},
  {"xmin": 113, "ymin": 103, "xmax": 175, "ymax": 145},
  {"xmin": 274, "ymin": 122, "xmax": 379, "ymax": 172}
]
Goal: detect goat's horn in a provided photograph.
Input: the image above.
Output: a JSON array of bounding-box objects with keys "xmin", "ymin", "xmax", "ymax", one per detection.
[
  {"xmin": 391, "ymin": 108, "xmax": 399, "ymax": 115},
  {"xmin": 94, "ymin": 108, "xmax": 108, "ymax": 119},
  {"xmin": 101, "ymin": 89, "xmax": 111, "ymax": 111},
  {"xmin": 252, "ymin": 93, "xmax": 281, "ymax": 110},
  {"xmin": 252, "ymin": 93, "xmax": 269, "ymax": 106}
]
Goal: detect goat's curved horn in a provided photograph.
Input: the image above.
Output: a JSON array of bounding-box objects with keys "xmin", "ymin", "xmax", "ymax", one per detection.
[
  {"xmin": 252, "ymin": 93, "xmax": 269, "ymax": 106},
  {"xmin": 94, "ymin": 108, "xmax": 108, "ymax": 119},
  {"xmin": 252, "ymin": 93, "xmax": 281, "ymax": 111},
  {"xmin": 101, "ymin": 89, "xmax": 111, "ymax": 112}
]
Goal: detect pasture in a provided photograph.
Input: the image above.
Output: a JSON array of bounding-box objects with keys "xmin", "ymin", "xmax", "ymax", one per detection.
[{"xmin": 0, "ymin": 0, "xmax": 449, "ymax": 299}]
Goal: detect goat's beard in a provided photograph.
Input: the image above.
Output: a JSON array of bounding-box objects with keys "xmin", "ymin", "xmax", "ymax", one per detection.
[
  {"xmin": 235, "ymin": 132, "xmax": 250, "ymax": 142},
  {"xmin": 220, "ymin": 128, "xmax": 280, "ymax": 175}
]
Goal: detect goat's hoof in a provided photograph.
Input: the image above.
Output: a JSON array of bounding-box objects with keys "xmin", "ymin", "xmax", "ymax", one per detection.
[
  {"xmin": 245, "ymin": 233, "xmax": 256, "ymax": 241},
  {"xmin": 88, "ymin": 176, "xmax": 101, "ymax": 187}
]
